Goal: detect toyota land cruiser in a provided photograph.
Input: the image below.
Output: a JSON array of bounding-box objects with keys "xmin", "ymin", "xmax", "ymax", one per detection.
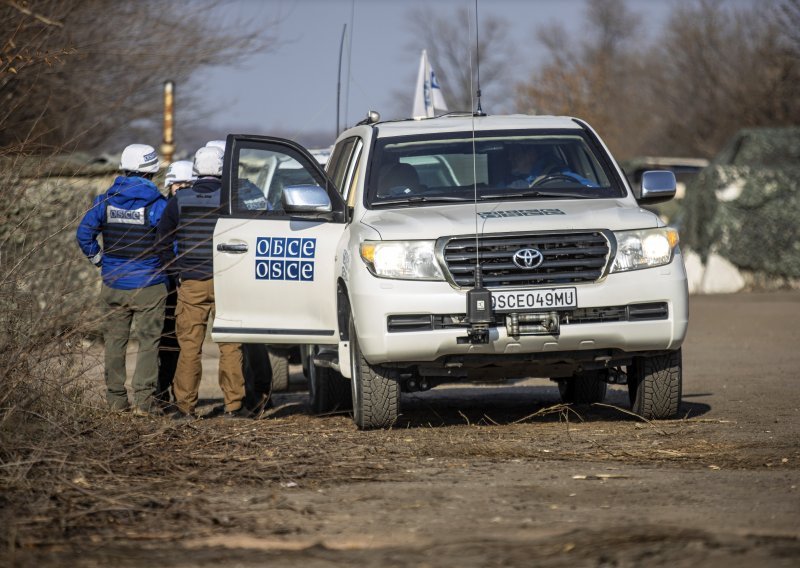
[{"xmin": 213, "ymin": 113, "xmax": 689, "ymax": 429}]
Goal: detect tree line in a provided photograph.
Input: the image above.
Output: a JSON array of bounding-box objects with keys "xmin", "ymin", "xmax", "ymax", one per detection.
[
  {"xmin": 1, "ymin": 0, "xmax": 798, "ymax": 160},
  {"xmin": 412, "ymin": 0, "xmax": 800, "ymax": 160}
]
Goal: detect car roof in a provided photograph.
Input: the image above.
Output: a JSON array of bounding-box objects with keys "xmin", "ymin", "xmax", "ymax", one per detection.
[{"xmin": 370, "ymin": 114, "xmax": 583, "ymax": 138}]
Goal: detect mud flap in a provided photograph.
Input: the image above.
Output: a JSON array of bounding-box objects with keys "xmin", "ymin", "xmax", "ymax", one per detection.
[{"xmin": 339, "ymin": 339, "xmax": 352, "ymax": 378}]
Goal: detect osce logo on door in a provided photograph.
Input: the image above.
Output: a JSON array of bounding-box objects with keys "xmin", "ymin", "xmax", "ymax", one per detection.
[{"xmin": 255, "ymin": 237, "xmax": 316, "ymax": 281}]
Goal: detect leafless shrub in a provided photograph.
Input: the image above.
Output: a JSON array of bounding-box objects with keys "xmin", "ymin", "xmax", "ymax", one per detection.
[{"xmin": 0, "ymin": 0, "xmax": 282, "ymax": 557}]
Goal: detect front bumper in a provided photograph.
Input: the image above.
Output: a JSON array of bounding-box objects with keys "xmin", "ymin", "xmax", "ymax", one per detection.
[{"xmin": 349, "ymin": 251, "xmax": 689, "ymax": 366}]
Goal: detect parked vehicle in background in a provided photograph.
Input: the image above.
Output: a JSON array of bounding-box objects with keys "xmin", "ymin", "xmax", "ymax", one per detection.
[
  {"xmin": 682, "ymin": 127, "xmax": 800, "ymax": 284},
  {"xmin": 214, "ymin": 114, "xmax": 689, "ymax": 429}
]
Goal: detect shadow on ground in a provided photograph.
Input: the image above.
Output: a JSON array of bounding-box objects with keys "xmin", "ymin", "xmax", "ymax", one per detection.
[{"xmin": 253, "ymin": 380, "xmax": 711, "ymax": 429}]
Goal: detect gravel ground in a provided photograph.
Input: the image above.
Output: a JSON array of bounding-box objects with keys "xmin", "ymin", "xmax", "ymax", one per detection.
[{"xmin": 2, "ymin": 292, "xmax": 799, "ymax": 567}]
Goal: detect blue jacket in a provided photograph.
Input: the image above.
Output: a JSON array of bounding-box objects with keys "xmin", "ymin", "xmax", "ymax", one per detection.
[{"xmin": 76, "ymin": 175, "xmax": 168, "ymax": 290}]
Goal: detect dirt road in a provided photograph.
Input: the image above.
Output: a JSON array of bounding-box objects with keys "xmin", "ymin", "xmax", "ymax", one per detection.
[{"xmin": 6, "ymin": 292, "xmax": 800, "ymax": 567}]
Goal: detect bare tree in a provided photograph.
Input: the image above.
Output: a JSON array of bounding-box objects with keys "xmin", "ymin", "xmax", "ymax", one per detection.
[
  {"xmin": 641, "ymin": 0, "xmax": 800, "ymax": 157},
  {"xmin": 0, "ymin": 0, "xmax": 280, "ymax": 152},
  {"xmin": 515, "ymin": 0, "xmax": 800, "ymax": 160},
  {"xmin": 404, "ymin": 6, "xmax": 513, "ymax": 114},
  {"xmin": 515, "ymin": 0, "xmax": 646, "ymax": 158},
  {"xmin": 774, "ymin": 0, "xmax": 800, "ymax": 56}
]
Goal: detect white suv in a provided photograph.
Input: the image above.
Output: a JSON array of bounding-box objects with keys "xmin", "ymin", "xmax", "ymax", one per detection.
[{"xmin": 213, "ymin": 114, "xmax": 689, "ymax": 429}]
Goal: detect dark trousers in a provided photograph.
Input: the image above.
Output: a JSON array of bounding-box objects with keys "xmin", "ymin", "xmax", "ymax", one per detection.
[{"xmin": 156, "ymin": 279, "xmax": 179, "ymax": 402}]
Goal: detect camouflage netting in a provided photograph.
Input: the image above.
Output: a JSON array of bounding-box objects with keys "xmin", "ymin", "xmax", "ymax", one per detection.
[
  {"xmin": 683, "ymin": 128, "xmax": 800, "ymax": 284},
  {"xmin": 0, "ymin": 155, "xmax": 118, "ymax": 342}
]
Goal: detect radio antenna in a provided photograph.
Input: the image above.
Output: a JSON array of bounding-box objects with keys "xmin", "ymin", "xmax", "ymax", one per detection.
[
  {"xmin": 474, "ymin": 0, "xmax": 484, "ymax": 116},
  {"xmin": 460, "ymin": 0, "xmax": 492, "ymax": 346},
  {"xmin": 469, "ymin": 2, "xmax": 480, "ymax": 288}
]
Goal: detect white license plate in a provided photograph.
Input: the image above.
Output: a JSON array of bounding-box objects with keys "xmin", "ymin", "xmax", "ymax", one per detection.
[{"xmin": 491, "ymin": 287, "xmax": 577, "ymax": 312}]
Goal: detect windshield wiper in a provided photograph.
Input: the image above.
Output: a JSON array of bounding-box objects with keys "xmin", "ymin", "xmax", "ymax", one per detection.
[
  {"xmin": 480, "ymin": 190, "xmax": 594, "ymax": 200},
  {"xmin": 373, "ymin": 195, "xmax": 471, "ymax": 206}
]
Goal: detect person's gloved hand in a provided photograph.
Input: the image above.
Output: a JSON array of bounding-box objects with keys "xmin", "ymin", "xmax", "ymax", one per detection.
[{"xmin": 90, "ymin": 253, "xmax": 102, "ymax": 267}]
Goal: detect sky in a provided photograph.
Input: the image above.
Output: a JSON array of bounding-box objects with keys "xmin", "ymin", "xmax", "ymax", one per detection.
[{"xmin": 187, "ymin": 0, "xmax": 754, "ymax": 147}]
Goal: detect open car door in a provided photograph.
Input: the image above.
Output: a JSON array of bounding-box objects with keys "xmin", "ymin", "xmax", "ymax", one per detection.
[{"xmin": 212, "ymin": 135, "xmax": 347, "ymax": 345}]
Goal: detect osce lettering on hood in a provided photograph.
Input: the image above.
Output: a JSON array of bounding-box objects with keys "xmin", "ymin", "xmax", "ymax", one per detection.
[
  {"xmin": 255, "ymin": 237, "xmax": 316, "ymax": 281},
  {"xmin": 107, "ymin": 205, "xmax": 145, "ymax": 225},
  {"xmin": 478, "ymin": 208, "xmax": 566, "ymax": 219}
]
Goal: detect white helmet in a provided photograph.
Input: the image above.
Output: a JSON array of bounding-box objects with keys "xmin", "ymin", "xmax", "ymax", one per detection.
[
  {"xmin": 163, "ymin": 160, "xmax": 196, "ymax": 189},
  {"xmin": 119, "ymin": 144, "xmax": 159, "ymax": 174},
  {"xmin": 193, "ymin": 146, "xmax": 224, "ymax": 177},
  {"xmin": 205, "ymin": 139, "xmax": 226, "ymax": 151}
]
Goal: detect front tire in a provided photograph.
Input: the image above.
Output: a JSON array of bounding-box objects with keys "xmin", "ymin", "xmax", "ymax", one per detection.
[
  {"xmin": 557, "ymin": 370, "xmax": 608, "ymax": 404},
  {"xmin": 627, "ymin": 349, "xmax": 682, "ymax": 419},
  {"xmin": 349, "ymin": 316, "xmax": 399, "ymax": 430}
]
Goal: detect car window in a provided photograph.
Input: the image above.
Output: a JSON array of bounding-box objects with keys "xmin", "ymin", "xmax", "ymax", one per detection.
[
  {"xmin": 327, "ymin": 137, "xmax": 358, "ymax": 193},
  {"xmin": 346, "ymin": 144, "xmax": 363, "ymax": 209},
  {"xmin": 234, "ymin": 146, "xmax": 325, "ymax": 214},
  {"xmin": 367, "ymin": 130, "xmax": 621, "ymax": 207}
]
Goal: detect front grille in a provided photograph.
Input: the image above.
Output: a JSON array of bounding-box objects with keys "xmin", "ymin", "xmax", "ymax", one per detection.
[{"xmin": 441, "ymin": 231, "xmax": 611, "ymax": 289}]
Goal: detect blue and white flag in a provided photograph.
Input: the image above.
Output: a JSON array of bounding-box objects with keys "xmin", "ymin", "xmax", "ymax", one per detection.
[{"xmin": 413, "ymin": 49, "xmax": 448, "ymax": 118}]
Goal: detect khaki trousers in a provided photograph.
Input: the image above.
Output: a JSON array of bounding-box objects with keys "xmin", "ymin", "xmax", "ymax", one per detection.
[{"xmin": 173, "ymin": 278, "xmax": 244, "ymax": 414}]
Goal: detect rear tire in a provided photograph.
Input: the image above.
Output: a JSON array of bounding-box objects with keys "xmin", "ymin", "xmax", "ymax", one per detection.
[
  {"xmin": 557, "ymin": 370, "xmax": 608, "ymax": 404},
  {"xmin": 308, "ymin": 347, "xmax": 352, "ymax": 414},
  {"xmin": 627, "ymin": 349, "xmax": 682, "ymax": 419},
  {"xmin": 349, "ymin": 316, "xmax": 399, "ymax": 429},
  {"xmin": 267, "ymin": 347, "xmax": 290, "ymax": 392}
]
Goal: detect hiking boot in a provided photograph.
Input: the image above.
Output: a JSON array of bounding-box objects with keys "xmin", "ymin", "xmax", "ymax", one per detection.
[
  {"xmin": 108, "ymin": 401, "xmax": 130, "ymax": 413},
  {"xmin": 133, "ymin": 405, "xmax": 165, "ymax": 417},
  {"xmin": 221, "ymin": 407, "xmax": 253, "ymax": 420},
  {"xmin": 170, "ymin": 410, "xmax": 199, "ymax": 422}
]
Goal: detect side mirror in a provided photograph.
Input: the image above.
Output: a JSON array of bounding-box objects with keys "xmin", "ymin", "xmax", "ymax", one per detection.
[
  {"xmin": 282, "ymin": 184, "xmax": 333, "ymax": 214},
  {"xmin": 638, "ymin": 170, "xmax": 677, "ymax": 204}
]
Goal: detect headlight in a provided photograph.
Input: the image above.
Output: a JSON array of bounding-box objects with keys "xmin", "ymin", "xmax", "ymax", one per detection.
[
  {"xmin": 360, "ymin": 240, "xmax": 445, "ymax": 280},
  {"xmin": 610, "ymin": 228, "xmax": 679, "ymax": 273}
]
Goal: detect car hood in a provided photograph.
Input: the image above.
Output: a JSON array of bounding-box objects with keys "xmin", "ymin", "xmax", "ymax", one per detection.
[{"xmin": 359, "ymin": 199, "xmax": 661, "ymax": 240}]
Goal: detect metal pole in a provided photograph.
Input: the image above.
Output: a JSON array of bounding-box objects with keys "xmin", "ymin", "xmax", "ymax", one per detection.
[
  {"xmin": 336, "ymin": 24, "xmax": 346, "ymax": 136},
  {"xmin": 161, "ymin": 80, "xmax": 175, "ymax": 165}
]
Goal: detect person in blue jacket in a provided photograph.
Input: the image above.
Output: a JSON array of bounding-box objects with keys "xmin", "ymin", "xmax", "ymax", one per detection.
[{"xmin": 76, "ymin": 144, "xmax": 168, "ymax": 415}]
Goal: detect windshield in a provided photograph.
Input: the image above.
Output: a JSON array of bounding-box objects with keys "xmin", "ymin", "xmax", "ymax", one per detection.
[{"xmin": 367, "ymin": 129, "xmax": 624, "ymax": 207}]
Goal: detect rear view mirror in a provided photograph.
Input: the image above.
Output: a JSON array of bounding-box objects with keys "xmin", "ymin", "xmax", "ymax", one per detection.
[{"xmin": 638, "ymin": 171, "xmax": 677, "ymax": 204}]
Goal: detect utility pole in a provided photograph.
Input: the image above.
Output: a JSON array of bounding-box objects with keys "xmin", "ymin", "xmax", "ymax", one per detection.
[
  {"xmin": 336, "ymin": 24, "xmax": 347, "ymax": 136},
  {"xmin": 161, "ymin": 80, "xmax": 175, "ymax": 165}
]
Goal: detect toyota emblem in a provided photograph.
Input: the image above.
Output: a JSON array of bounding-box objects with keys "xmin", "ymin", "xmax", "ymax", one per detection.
[{"xmin": 512, "ymin": 248, "xmax": 544, "ymax": 269}]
